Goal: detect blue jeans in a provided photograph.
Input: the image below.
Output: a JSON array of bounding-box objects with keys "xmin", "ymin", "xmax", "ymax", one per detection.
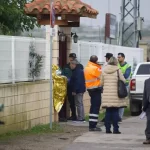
[{"xmin": 105, "ymin": 107, "xmax": 119, "ymax": 132}]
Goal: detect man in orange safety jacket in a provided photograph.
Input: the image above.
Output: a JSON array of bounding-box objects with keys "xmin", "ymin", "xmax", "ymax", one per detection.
[{"xmin": 84, "ymin": 55, "xmax": 103, "ymax": 132}]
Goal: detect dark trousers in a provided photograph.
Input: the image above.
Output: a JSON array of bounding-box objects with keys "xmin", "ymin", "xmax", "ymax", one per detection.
[
  {"xmin": 67, "ymin": 87, "xmax": 76, "ymax": 119},
  {"xmin": 88, "ymin": 90, "xmax": 101, "ymax": 129},
  {"xmin": 145, "ymin": 112, "xmax": 150, "ymax": 140},
  {"xmin": 105, "ymin": 107, "xmax": 119, "ymax": 132}
]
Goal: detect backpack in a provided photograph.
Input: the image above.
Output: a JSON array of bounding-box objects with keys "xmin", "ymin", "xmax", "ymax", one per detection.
[{"xmin": 117, "ymin": 70, "xmax": 128, "ymax": 98}]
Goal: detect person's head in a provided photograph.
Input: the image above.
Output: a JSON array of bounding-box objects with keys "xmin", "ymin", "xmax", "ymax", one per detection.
[
  {"xmin": 70, "ymin": 59, "xmax": 78, "ymax": 70},
  {"xmin": 90, "ymin": 55, "xmax": 98, "ymax": 64},
  {"xmin": 108, "ymin": 56, "xmax": 118, "ymax": 66},
  {"xmin": 69, "ymin": 53, "xmax": 77, "ymax": 63},
  {"xmin": 105, "ymin": 53, "xmax": 113, "ymax": 62},
  {"xmin": 118, "ymin": 53, "xmax": 125, "ymax": 63}
]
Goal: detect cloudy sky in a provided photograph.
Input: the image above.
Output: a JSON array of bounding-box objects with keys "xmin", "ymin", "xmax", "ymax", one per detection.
[{"xmin": 81, "ymin": 0, "xmax": 150, "ymax": 27}]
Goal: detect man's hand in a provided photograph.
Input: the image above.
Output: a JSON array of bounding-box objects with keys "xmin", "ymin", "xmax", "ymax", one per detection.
[{"xmin": 72, "ymin": 92, "xmax": 76, "ymax": 96}]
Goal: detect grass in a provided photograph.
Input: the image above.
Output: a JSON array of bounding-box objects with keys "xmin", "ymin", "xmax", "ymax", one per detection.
[
  {"xmin": 85, "ymin": 107, "xmax": 131, "ymax": 121},
  {"xmin": 124, "ymin": 107, "xmax": 131, "ymax": 117},
  {"xmin": 0, "ymin": 123, "xmax": 63, "ymax": 140}
]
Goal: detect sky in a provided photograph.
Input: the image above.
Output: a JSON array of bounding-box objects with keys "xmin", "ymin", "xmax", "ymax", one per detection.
[{"xmin": 81, "ymin": 0, "xmax": 150, "ymax": 27}]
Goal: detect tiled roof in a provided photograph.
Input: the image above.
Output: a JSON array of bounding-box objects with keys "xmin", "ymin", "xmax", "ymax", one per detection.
[{"xmin": 24, "ymin": 0, "xmax": 99, "ymax": 17}]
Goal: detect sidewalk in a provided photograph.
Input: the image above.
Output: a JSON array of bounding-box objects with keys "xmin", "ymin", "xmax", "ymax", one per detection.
[{"xmin": 63, "ymin": 117, "xmax": 150, "ymax": 150}]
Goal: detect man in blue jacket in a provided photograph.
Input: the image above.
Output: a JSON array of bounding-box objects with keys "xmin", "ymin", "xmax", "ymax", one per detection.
[
  {"xmin": 70, "ymin": 60, "xmax": 86, "ymax": 122},
  {"xmin": 62, "ymin": 53, "xmax": 83, "ymax": 121},
  {"xmin": 143, "ymin": 78, "xmax": 150, "ymax": 144}
]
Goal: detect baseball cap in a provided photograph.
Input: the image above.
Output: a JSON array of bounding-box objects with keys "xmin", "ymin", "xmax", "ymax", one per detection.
[
  {"xmin": 105, "ymin": 53, "xmax": 113, "ymax": 58},
  {"xmin": 69, "ymin": 53, "xmax": 77, "ymax": 58}
]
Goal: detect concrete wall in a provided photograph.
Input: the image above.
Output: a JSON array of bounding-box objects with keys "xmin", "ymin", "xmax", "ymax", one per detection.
[
  {"xmin": 0, "ymin": 81, "xmax": 53, "ymax": 134},
  {"xmin": 0, "ymin": 26, "xmax": 91, "ymax": 134},
  {"xmin": 139, "ymin": 42, "xmax": 150, "ymax": 61}
]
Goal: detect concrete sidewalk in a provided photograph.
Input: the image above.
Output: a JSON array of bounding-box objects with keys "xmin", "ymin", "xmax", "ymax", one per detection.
[{"xmin": 63, "ymin": 117, "xmax": 150, "ymax": 150}]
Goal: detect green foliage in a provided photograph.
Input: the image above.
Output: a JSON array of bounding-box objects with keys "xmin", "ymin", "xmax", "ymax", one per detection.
[
  {"xmin": 0, "ymin": 123, "xmax": 63, "ymax": 140},
  {"xmin": 0, "ymin": 0, "xmax": 39, "ymax": 35},
  {"xmin": 29, "ymin": 41, "xmax": 44, "ymax": 81}
]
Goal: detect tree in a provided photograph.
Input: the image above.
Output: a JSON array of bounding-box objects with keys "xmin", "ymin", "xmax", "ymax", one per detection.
[
  {"xmin": 29, "ymin": 41, "xmax": 44, "ymax": 81},
  {"xmin": 0, "ymin": 0, "xmax": 39, "ymax": 35}
]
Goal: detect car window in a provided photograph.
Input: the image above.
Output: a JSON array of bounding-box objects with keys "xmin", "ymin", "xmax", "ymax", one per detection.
[{"xmin": 136, "ymin": 64, "xmax": 150, "ymax": 75}]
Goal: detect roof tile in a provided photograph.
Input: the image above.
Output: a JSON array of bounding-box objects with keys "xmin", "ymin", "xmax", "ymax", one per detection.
[{"xmin": 24, "ymin": 0, "xmax": 99, "ymax": 17}]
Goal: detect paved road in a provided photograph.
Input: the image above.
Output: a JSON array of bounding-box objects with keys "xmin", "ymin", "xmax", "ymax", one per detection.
[{"xmin": 63, "ymin": 117, "xmax": 150, "ymax": 150}]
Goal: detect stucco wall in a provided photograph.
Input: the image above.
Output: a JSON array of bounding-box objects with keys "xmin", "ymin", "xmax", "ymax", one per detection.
[
  {"xmin": 139, "ymin": 43, "xmax": 149, "ymax": 61},
  {"xmin": 0, "ymin": 81, "xmax": 53, "ymax": 134}
]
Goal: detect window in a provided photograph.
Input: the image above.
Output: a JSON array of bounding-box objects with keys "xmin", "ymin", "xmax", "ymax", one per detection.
[{"xmin": 136, "ymin": 64, "xmax": 150, "ymax": 75}]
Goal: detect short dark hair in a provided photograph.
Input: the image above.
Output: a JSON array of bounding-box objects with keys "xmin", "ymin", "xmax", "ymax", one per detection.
[
  {"xmin": 90, "ymin": 55, "xmax": 98, "ymax": 63},
  {"xmin": 105, "ymin": 53, "xmax": 113, "ymax": 60},
  {"xmin": 118, "ymin": 53, "xmax": 125, "ymax": 58}
]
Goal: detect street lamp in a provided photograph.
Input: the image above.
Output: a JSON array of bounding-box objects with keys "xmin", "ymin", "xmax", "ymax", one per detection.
[{"xmin": 71, "ymin": 32, "xmax": 78, "ymax": 43}]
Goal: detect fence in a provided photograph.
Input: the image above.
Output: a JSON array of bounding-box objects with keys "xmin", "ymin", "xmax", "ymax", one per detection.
[
  {"xmin": 72, "ymin": 41, "xmax": 144, "ymax": 72},
  {"xmin": 0, "ymin": 36, "xmax": 47, "ymax": 84}
]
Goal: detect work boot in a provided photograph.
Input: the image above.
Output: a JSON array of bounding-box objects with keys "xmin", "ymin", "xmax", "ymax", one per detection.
[
  {"xmin": 143, "ymin": 140, "xmax": 150, "ymax": 144},
  {"xmin": 106, "ymin": 130, "xmax": 112, "ymax": 134},
  {"xmin": 113, "ymin": 131, "xmax": 121, "ymax": 134},
  {"xmin": 89, "ymin": 127, "xmax": 102, "ymax": 132}
]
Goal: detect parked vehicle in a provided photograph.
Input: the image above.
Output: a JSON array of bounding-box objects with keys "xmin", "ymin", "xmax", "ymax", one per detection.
[{"xmin": 130, "ymin": 62, "xmax": 150, "ymax": 116}]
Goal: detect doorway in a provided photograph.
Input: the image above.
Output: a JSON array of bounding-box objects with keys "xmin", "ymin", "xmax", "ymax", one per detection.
[{"xmin": 58, "ymin": 37, "xmax": 68, "ymax": 122}]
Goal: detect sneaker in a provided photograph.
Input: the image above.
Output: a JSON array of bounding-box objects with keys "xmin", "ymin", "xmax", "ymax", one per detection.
[
  {"xmin": 89, "ymin": 127, "xmax": 102, "ymax": 132},
  {"xmin": 73, "ymin": 119, "xmax": 86, "ymax": 123}
]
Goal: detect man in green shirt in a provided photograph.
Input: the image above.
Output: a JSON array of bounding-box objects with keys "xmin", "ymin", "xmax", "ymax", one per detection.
[{"xmin": 62, "ymin": 53, "xmax": 83, "ymax": 121}]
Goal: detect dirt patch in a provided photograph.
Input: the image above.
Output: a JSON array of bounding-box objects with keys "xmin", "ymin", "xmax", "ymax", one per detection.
[{"xmin": 0, "ymin": 124, "xmax": 88, "ymax": 150}]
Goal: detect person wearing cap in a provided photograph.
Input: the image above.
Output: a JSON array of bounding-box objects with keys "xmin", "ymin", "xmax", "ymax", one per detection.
[
  {"xmin": 105, "ymin": 53, "xmax": 113, "ymax": 63},
  {"xmin": 101, "ymin": 53, "xmax": 113, "ymax": 122},
  {"xmin": 84, "ymin": 55, "xmax": 103, "ymax": 131},
  {"xmin": 69, "ymin": 60, "xmax": 86, "ymax": 122},
  {"xmin": 62, "ymin": 53, "xmax": 83, "ymax": 121}
]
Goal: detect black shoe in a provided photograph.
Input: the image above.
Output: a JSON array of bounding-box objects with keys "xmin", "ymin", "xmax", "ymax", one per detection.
[
  {"xmin": 113, "ymin": 131, "xmax": 121, "ymax": 134},
  {"xmin": 67, "ymin": 116, "xmax": 77, "ymax": 121},
  {"xmin": 89, "ymin": 127, "xmax": 102, "ymax": 132},
  {"xmin": 59, "ymin": 118, "xmax": 67, "ymax": 122},
  {"xmin": 118, "ymin": 118, "xmax": 122, "ymax": 122},
  {"xmin": 106, "ymin": 131, "xmax": 112, "ymax": 134}
]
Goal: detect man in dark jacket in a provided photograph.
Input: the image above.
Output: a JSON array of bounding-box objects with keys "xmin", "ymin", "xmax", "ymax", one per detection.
[
  {"xmin": 70, "ymin": 60, "xmax": 86, "ymax": 122},
  {"xmin": 143, "ymin": 78, "xmax": 150, "ymax": 144},
  {"xmin": 62, "ymin": 53, "xmax": 83, "ymax": 121}
]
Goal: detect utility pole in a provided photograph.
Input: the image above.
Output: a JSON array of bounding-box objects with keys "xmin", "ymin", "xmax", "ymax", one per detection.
[
  {"xmin": 119, "ymin": 0, "xmax": 140, "ymax": 47},
  {"xmin": 49, "ymin": 0, "xmax": 55, "ymax": 129}
]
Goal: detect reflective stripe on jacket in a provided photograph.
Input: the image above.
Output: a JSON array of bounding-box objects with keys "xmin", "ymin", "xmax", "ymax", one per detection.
[{"xmin": 84, "ymin": 61, "xmax": 102, "ymax": 90}]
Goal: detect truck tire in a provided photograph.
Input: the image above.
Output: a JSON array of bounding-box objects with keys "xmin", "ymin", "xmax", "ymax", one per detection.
[{"xmin": 130, "ymin": 99, "xmax": 142, "ymax": 116}]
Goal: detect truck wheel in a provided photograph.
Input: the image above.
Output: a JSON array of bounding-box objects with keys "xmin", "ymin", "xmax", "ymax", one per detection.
[
  {"xmin": 130, "ymin": 112, "xmax": 140, "ymax": 116},
  {"xmin": 130, "ymin": 99, "xmax": 142, "ymax": 116}
]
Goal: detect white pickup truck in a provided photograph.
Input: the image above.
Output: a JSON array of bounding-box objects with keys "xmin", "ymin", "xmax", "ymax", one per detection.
[{"xmin": 130, "ymin": 62, "xmax": 150, "ymax": 116}]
